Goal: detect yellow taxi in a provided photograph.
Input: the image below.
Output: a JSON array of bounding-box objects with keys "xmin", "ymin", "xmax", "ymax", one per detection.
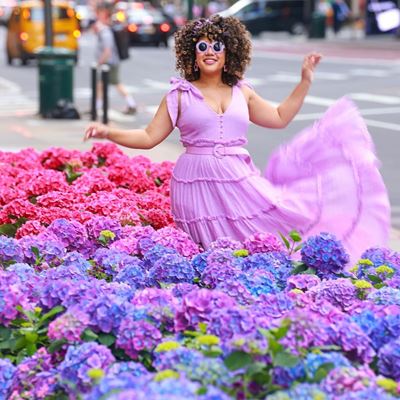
[{"xmin": 6, "ymin": 1, "xmax": 80, "ymax": 65}]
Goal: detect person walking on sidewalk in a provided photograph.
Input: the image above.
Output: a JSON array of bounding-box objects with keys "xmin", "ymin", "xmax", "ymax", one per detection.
[
  {"xmin": 94, "ymin": 2, "xmax": 137, "ymax": 115},
  {"xmin": 84, "ymin": 16, "xmax": 390, "ymax": 262}
]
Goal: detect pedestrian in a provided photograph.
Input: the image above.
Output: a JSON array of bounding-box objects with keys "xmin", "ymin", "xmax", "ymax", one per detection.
[
  {"xmin": 84, "ymin": 16, "xmax": 390, "ymax": 260},
  {"xmin": 331, "ymin": 0, "xmax": 350, "ymax": 34},
  {"xmin": 93, "ymin": 2, "xmax": 137, "ymax": 115}
]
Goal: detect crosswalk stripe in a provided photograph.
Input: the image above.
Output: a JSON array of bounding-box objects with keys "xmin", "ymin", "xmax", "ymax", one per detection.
[
  {"xmin": 350, "ymin": 93, "xmax": 400, "ymax": 105},
  {"xmin": 363, "ymin": 119, "xmax": 400, "ymax": 132}
]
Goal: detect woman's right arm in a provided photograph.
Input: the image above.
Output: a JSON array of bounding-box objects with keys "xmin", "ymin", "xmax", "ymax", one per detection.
[{"xmin": 84, "ymin": 96, "xmax": 174, "ymax": 150}]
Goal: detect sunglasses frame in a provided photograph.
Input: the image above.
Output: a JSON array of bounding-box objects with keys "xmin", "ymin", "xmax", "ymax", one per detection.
[{"xmin": 195, "ymin": 40, "xmax": 225, "ymax": 54}]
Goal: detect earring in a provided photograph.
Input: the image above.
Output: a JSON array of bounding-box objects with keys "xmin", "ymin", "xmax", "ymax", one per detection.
[
  {"xmin": 194, "ymin": 62, "xmax": 199, "ymax": 72},
  {"xmin": 223, "ymin": 65, "xmax": 228, "ymax": 72}
]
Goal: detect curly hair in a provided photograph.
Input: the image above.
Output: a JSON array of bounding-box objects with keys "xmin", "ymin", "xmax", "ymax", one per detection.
[{"xmin": 174, "ymin": 15, "xmax": 252, "ymax": 86}]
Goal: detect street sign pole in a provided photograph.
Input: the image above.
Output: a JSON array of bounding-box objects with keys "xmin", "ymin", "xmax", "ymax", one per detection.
[
  {"xmin": 188, "ymin": 0, "xmax": 193, "ymax": 20},
  {"xmin": 44, "ymin": 0, "xmax": 53, "ymax": 47}
]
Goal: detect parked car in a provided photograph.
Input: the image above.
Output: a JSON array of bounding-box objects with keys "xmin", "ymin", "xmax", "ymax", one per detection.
[
  {"xmin": 6, "ymin": 0, "xmax": 80, "ymax": 65},
  {"xmin": 126, "ymin": 4, "xmax": 176, "ymax": 47},
  {"xmin": 218, "ymin": 0, "xmax": 306, "ymax": 35}
]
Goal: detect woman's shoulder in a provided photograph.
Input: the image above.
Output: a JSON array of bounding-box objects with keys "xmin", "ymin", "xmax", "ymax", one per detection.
[{"xmin": 168, "ymin": 77, "xmax": 203, "ymax": 98}]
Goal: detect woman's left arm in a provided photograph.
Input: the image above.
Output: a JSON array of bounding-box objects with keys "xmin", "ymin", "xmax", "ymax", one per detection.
[{"xmin": 246, "ymin": 52, "xmax": 322, "ymax": 129}]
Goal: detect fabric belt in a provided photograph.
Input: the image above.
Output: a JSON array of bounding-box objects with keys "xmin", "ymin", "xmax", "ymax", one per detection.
[{"xmin": 185, "ymin": 144, "xmax": 250, "ymax": 159}]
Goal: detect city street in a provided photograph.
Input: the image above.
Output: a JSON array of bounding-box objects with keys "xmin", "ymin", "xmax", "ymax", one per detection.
[{"xmin": 0, "ymin": 27, "xmax": 399, "ymax": 228}]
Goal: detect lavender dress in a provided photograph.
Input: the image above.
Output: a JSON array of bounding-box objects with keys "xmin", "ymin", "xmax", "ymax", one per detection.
[{"xmin": 167, "ymin": 77, "xmax": 390, "ymax": 260}]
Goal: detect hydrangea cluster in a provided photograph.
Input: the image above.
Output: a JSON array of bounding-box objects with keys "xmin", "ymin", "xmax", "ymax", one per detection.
[
  {"xmin": 1, "ymin": 146, "xmax": 400, "ymax": 400},
  {"xmin": 301, "ymin": 232, "xmax": 350, "ymax": 277}
]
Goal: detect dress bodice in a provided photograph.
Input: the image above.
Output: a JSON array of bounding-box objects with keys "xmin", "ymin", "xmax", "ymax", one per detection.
[{"xmin": 166, "ymin": 77, "xmax": 250, "ymax": 148}]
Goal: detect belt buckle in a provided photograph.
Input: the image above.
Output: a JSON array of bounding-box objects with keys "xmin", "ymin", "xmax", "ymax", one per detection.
[{"xmin": 213, "ymin": 143, "xmax": 226, "ymax": 159}]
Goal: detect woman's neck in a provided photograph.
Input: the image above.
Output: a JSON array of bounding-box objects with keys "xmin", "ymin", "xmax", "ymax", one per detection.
[{"xmin": 196, "ymin": 74, "xmax": 224, "ymax": 87}]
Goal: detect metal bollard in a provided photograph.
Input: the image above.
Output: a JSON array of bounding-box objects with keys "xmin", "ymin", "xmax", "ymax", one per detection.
[
  {"xmin": 101, "ymin": 64, "xmax": 110, "ymax": 125},
  {"xmin": 90, "ymin": 63, "xmax": 97, "ymax": 121}
]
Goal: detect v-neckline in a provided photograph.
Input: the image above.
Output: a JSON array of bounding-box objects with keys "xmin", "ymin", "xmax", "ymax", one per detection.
[{"xmin": 189, "ymin": 81, "xmax": 235, "ymax": 116}]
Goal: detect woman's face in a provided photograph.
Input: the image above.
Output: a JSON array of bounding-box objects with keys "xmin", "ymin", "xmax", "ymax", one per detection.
[{"xmin": 195, "ymin": 36, "xmax": 226, "ymax": 76}]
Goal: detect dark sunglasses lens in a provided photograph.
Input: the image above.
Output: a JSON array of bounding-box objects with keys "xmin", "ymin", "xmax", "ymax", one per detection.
[
  {"xmin": 213, "ymin": 42, "xmax": 222, "ymax": 52},
  {"xmin": 198, "ymin": 42, "xmax": 208, "ymax": 52}
]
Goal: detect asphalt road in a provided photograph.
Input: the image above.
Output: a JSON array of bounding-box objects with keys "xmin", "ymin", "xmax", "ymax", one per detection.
[{"xmin": 0, "ymin": 27, "xmax": 399, "ymax": 227}]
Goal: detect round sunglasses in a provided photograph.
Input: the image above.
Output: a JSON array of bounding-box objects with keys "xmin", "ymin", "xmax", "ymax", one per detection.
[{"xmin": 195, "ymin": 40, "xmax": 225, "ymax": 54}]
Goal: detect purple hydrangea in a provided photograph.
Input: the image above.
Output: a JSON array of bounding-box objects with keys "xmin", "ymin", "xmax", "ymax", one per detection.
[
  {"xmin": 0, "ymin": 236, "xmax": 24, "ymax": 266},
  {"xmin": 0, "ymin": 279, "xmax": 26, "ymax": 326},
  {"xmin": 6, "ymin": 262, "xmax": 35, "ymax": 282},
  {"xmin": 153, "ymin": 226, "xmax": 200, "ymax": 258},
  {"xmin": 201, "ymin": 262, "xmax": 241, "ymax": 289},
  {"xmin": 322, "ymin": 365, "xmax": 377, "ymax": 396},
  {"xmin": 243, "ymin": 231, "xmax": 284, "ymax": 254},
  {"xmin": 378, "ymin": 337, "xmax": 400, "ymax": 380},
  {"xmin": 46, "ymin": 218, "xmax": 89, "ymax": 252},
  {"xmin": 85, "ymin": 216, "xmax": 122, "ymax": 242},
  {"xmin": 61, "ymin": 251, "xmax": 91, "ymax": 275},
  {"xmin": 171, "ymin": 283, "xmax": 198, "ymax": 299},
  {"xmin": 58, "ymin": 342, "xmax": 115, "ymax": 394},
  {"xmin": 308, "ymin": 278, "xmax": 358, "ymax": 312},
  {"xmin": 335, "ymin": 388, "xmax": 398, "ymax": 400},
  {"xmin": 301, "ymin": 232, "xmax": 349, "ymax": 278},
  {"xmin": 148, "ymin": 254, "xmax": 195, "ymax": 285},
  {"xmin": 9, "ymin": 348, "xmax": 58, "ymax": 399},
  {"xmin": 47, "ymin": 307, "xmax": 90, "ymax": 343},
  {"xmin": 174, "ymin": 289, "xmax": 236, "ymax": 332},
  {"xmin": 19, "ymin": 235, "xmax": 66, "ymax": 267},
  {"xmin": 85, "ymin": 293, "xmax": 131, "ymax": 333},
  {"xmin": 114, "ymin": 263, "xmax": 146, "ymax": 290},
  {"xmin": 216, "ymin": 278, "xmax": 253, "ymax": 305},
  {"xmin": 116, "ymin": 318, "xmax": 162, "ymax": 359},
  {"xmin": 0, "ymin": 358, "xmax": 16, "ymax": 399},
  {"xmin": 209, "ymin": 237, "xmax": 243, "ymax": 251},
  {"xmin": 251, "ymin": 292, "xmax": 295, "ymax": 321},
  {"xmin": 286, "ymin": 274, "xmax": 321, "ymax": 291}
]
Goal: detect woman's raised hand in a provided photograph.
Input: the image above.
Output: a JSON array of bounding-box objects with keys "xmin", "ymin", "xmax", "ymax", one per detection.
[
  {"xmin": 84, "ymin": 122, "xmax": 110, "ymax": 141},
  {"xmin": 301, "ymin": 52, "xmax": 322, "ymax": 84}
]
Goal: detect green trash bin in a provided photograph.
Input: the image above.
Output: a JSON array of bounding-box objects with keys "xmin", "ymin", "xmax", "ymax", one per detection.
[
  {"xmin": 36, "ymin": 47, "xmax": 76, "ymax": 118},
  {"xmin": 308, "ymin": 12, "xmax": 326, "ymax": 39}
]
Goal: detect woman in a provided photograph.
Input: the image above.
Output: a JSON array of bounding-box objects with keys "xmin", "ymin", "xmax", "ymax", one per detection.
[{"xmin": 84, "ymin": 16, "xmax": 390, "ymax": 260}]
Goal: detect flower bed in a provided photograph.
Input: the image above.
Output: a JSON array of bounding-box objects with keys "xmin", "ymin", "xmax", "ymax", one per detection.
[{"xmin": 0, "ymin": 144, "xmax": 400, "ymax": 399}]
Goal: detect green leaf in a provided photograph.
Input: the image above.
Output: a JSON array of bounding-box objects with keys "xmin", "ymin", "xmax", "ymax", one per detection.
[
  {"xmin": 26, "ymin": 342, "xmax": 37, "ymax": 356},
  {"xmin": 278, "ymin": 232, "xmax": 291, "ymax": 250},
  {"xmin": 31, "ymin": 247, "xmax": 40, "ymax": 259},
  {"xmin": 202, "ymin": 349, "xmax": 223, "ymax": 358},
  {"xmin": 224, "ymin": 351, "xmax": 253, "ymax": 371},
  {"xmin": 273, "ymin": 351, "xmax": 299, "ymax": 368},
  {"xmin": 291, "ymin": 262, "xmax": 308, "ymax": 275},
  {"xmin": 81, "ymin": 329, "xmax": 99, "ymax": 342},
  {"xmin": 312, "ymin": 362, "xmax": 335, "ymax": 383},
  {"xmin": 289, "ymin": 230, "xmax": 302, "ymax": 242},
  {"xmin": 39, "ymin": 306, "xmax": 64, "ymax": 325},
  {"xmin": 367, "ymin": 274, "xmax": 382, "ymax": 284},
  {"xmin": 0, "ymin": 223, "xmax": 18, "ymax": 237},
  {"xmin": 98, "ymin": 333, "xmax": 116, "ymax": 347},
  {"xmin": 294, "ymin": 244, "xmax": 303, "ymax": 252},
  {"xmin": 0, "ymin": 339, "xmax": 15, "ymax": 350},
  {"xmin": 198, "ymin": 322, "xmax": 207, "ymax": 334},
  {"xmin": 48, "ymin": 339, "xmax": 67, "ymax": 353},
  {"xmin": 273, "ymin": 320, "xmax": 291, "ymax": 340},
  {"xmin": 303, "ymin": 267, "xmax": 317, "ymax": 275},
  {"xmin": 24, "ymin": 331, "xmax": 39, "ymax": 343}
]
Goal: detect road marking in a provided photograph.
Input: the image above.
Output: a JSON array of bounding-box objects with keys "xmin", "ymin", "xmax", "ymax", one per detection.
[
  {"xmin": 350, "ymin": 93, "xmax": 400, "ymax": 105},
  {"xmin": 363, "ymin": 119, "xmax": 400, "ymax": 132},
  {"xmin": 143, "ymin": 79, "xmax": 171, "ymax": 91},
  {"xmin": 0, "ymin": 76, "xmax": 21, "ymax": 93},
  {"xmin": 315, "ymin": 72, "xmax": 348, "ymax": 80},
  {"xmin": 304, "ymin": 96, "xmax": 336, "ymax": 106},
  {"xmin": 0, "ymin": 94, "xmax": 36, "ymax": 117},
  {"xmin": 350, "ymin": 68, "xmax": 390, "ymax": 78}
]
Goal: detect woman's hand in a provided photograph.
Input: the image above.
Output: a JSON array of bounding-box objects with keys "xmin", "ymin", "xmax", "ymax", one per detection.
[
  {"xmin": 301, "ymin": 52, "xmax": 322, "ymax": 84},
  {"xmin": 84, "ymin": 122, "xmax": 110, "ymax": 141}
]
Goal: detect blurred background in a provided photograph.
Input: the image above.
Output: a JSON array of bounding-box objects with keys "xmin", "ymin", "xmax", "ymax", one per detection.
[{"xmin": 0, "ymin": 0, "xmax": 399, "ymax": 231}]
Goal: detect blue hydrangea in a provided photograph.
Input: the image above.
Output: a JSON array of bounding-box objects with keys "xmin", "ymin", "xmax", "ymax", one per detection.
[
  {"xmin": 0, "ymin": 236, "xmax": 24, "ymax": 266},
  {"xmin": 107, "ymin": 362, "xmax": 149, "ymax": 378},
  {"xmin": 243, "ymin": 251, "xmax": 293, "ymax": 287},
  {"xmin": 0, "ymin": 358, "xmax": 16, "ymax": 399},
  {"xmin": 266, "ymin": 383, "xmax": 328, "ymax": 399},
  {"xmin": 143, "ymin": 244, "xmax": 178, "ymax": 270},
  {"xmin": 86, "ymin": 294, "xmax": 131, "ymax": 333},
  {"xmin": 301, "ymin": 232, "xmax": 349, "ymax": 278},
  {"xmin": 6, "ymin": 263, "xmax": 35, "ymax": 282},
  {"xmin": 58, "ymin": 342, "xmax": 115, "ymax": 394},
  {"xmin": 92, "ymin": 248, "xmax": 142, "ymax": 278},
  {"xmin": 335, "ymin": 388, "xmax": 398, "ymax": 400},
  {"xmin": 62, "ymin": 251, "xmax": 91, "ymax": 275},
  {"xmin": 115, "ymin": 264, "xmax": 146, "ymax": 290},
  {"xmin": 378, "ymin": 337, "xmax": 400, "ymax": 380},
  {"xmin": 367, "ymin": 287, "xmax": 400, "ymax": 306},
  {"xmin": 148, "ymin": 254, "xmax": 195, "ymax": 285},
  {"xmin": 304, "ymin": 352, "xmax": 351, "ymax": 379},
  {"xmin": 20, "ymin": 235, "xmax": 66, "ymax": 266},
  {"xmin": 238, "ymin": 269, "xmax": 280, "ymax": 297},
  {"xmin": 191, "ymin": 250, "xmax": 211, "ymax": 276}
]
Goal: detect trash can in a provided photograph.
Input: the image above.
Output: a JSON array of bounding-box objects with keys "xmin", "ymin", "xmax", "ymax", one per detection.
[
  {"xmin": 36, "ymin": 47, "xmax": 75, "ymax": 118},
  {"xmin": 308, "ymin": 12, "xmax": 326, "ymax": 39}
]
